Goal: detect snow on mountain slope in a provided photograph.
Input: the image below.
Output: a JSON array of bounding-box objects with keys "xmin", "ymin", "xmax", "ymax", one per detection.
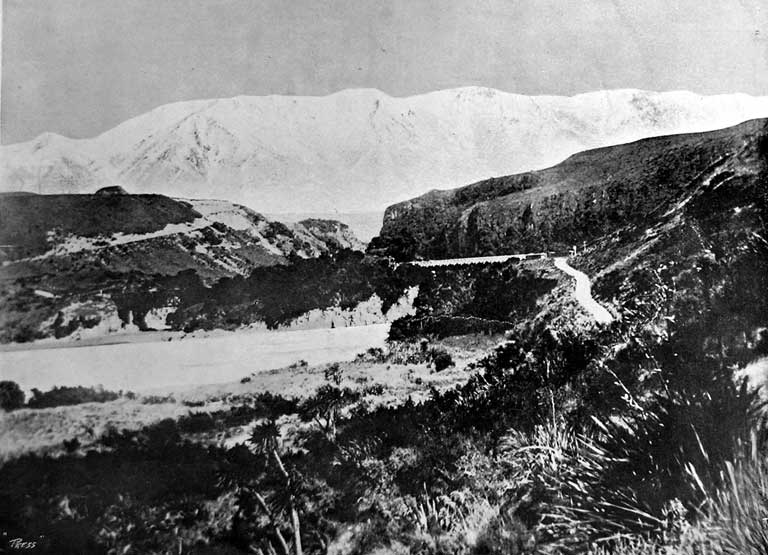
[{"xmin": 3, "ymin": 88, "xmax": 768, "ymax": 212}]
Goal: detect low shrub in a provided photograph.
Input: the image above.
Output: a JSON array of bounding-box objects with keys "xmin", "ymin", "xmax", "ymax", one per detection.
[
  {"xmin": 363, "ymin": 384, "xmax": 386, "ymax": 396},
  {"xmin": 0, "ymin": 380, "xmax": 25, "ymax": 411},
  {"xmin": 251, "ymin": 391, "xmax": 300, "ymax": 418},
  {"xmin": 63, "ymin": 437, "xmax": 81, "ymax": 453},
  {"xmin": 386, "ymin": 341, "xmax": 432, "ymax": 365},
  {"xmin": 299, "ymin": 385, "xmax": 361, "ymax": 436},
  {"xmin": 431, "ymin": 350, "xmax": 454, "ymax": 372},
  {"xmin": 27, "ymin": 385, "xmax": 120, "ymax": 409},
  {"xmin": 140, "ymin": 394, "xmax": 176, "ymax": 405},
  {"xmin": 325, "ymin": 362, "xmax": 343, "ymax": 385},
  {"xmin": 357, "ymin": 346, "xmax": 387, "ymax": 363},
  {"xmin": 384, "ymin": 342, "xmax": 454, "ymax": 371},
  {"xmin": 176, "ymin": 412, "xmax": 217, "ymax": 434}
]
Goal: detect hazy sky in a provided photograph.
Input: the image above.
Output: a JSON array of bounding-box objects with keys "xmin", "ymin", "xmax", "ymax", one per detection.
[{"xmin": 2, "ymin": 0, "xmax": 767, "ymax": 144}]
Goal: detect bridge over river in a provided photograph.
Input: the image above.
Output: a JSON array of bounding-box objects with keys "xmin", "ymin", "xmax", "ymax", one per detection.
[{"xmin": 407, "ymin": 252, "xmax": 550, "ymax": 268}]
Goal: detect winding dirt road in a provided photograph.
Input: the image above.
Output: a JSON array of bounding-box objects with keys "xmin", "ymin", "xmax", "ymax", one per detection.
[{"xmin": 553, "ymin": 257, "xmax": 614, "ymax": 324}]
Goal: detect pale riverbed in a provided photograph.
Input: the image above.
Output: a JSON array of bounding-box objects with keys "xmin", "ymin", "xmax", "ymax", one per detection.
[{"xmin": 0, "ymin": 324, "xmax": 390, "ymax": 392}]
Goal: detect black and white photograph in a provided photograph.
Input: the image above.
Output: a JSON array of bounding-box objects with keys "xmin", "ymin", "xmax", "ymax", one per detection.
[{"xmin": 1, "ymin": 1, "xmax": 767, "ymax": 553}]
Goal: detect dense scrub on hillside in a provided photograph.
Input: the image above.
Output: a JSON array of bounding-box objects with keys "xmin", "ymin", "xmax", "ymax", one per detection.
[
  {"xmin": 2, "ymin": 247, "xmax": 564, "ymax": 342},
  {"xmin": 389, "ymin": 261, "xmax": 560, "ymax": 339},
  {"xmin": 157, "ymin": 250, "xmax": 558, "ymax": 334},
  {"xmin": 0, "ymin": 268, "xmax": 203, "ymax": 343},
  {"xmin": 163, "ymin": 250, "xmax": 408, "ymax": 331},
  {"xmin": 164, "ymin": 252, "xmax": 563, "ymax": 336},
  {"xmin": 0, "ymin": 249, "xmax": 392, "ymax": 342}
]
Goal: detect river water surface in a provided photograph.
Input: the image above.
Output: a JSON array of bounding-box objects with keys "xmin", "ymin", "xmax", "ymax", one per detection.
[{"xmin": 0, "ymin": 324, "xmax": 390, "ymax": 392}]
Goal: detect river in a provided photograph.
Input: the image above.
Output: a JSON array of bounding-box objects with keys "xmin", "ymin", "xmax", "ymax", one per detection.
[{"xmin": 0, "ymin": 324, "xmax": 390, "ymax": 393}]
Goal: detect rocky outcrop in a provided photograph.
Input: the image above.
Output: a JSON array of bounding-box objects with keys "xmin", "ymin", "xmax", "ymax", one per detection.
[
  {"xmin": 285, "ymin": 286, "xmax": 417, "ymax": 330},
  {"xmin": 371, "ymin": 119, "xmax": 768, "ymax": 261},
  {"xmin": 292, "ymin": 219, "xmax": 366, "ymax": 253}
]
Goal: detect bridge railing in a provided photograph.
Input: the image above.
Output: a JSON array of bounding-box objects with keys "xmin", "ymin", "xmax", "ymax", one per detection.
[{"xmin": 406, "ymin": 251, "xmax": 550, "ymax": 268}]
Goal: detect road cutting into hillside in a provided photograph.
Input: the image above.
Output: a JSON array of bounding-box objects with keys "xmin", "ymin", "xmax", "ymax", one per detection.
[
  {"xmin": 553, "ymin": 257, "xmax": 614, "ymax": 324},
  {"xmin": 406, "ymin": 253, "xmax": 614, "ymax": 324}
]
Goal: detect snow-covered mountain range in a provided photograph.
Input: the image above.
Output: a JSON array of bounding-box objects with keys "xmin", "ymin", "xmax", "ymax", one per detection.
[{"xmin": 3, "ymin": 87, "xmax": 768, "ymax": 213}]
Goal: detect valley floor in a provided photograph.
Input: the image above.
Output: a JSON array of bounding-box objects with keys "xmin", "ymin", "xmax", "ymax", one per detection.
[{"xmin": 0, "ymin": 333, "xmax": 499, "ymax": 462}]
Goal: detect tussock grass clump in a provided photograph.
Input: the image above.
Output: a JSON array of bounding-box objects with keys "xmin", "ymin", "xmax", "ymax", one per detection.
[
  {"xmin": 693, "ymin": 458, "xmax": 768, "ymax": 555},
  {"xmin": 583, "ymin": 457, "xmax": 768, "ymax": 555}
]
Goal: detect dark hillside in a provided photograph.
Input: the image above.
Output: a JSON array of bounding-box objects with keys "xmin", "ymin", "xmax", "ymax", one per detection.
[
  {"xmin": 581, "ymin": 118, "xmax": 768, "ymax": 351},
  {"xmin": 371, "ymin": 118, "xmax": 767, "ymax": 260},
  {"xmin": 0, "ymin": 193, "xmax": 368, "ymax": 342},
  {"xmin": 0, "ymin": 193, "xmax": 200, "ymax": 259}
]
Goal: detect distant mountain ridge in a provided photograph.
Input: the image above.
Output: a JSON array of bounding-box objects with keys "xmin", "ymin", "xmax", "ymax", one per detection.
[{"xmin": 3, "ymin": 88, "xmax": 768, "ymax": 213}]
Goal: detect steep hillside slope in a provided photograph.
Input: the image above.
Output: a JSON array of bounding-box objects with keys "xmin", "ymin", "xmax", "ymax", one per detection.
[
  {"xmin": 372, "ymin": 118, "xmax": 768, "ymax": 260},
  {"xmin": 292, "ymin": 219, "xmax": 366, "ymax": 253},
  {"xmin": 0, "ymin": 192, "xmax": 200, "ymax": 261},
  {"xmin": 3, "ymin": 88, "xmax": 767, "ymax": 213},
  {"xmin": 0, "ymin": 193, "xmax": 364, "ymax": 342},
  {"xmin": 0, "ymin": 194, "xmax": 362, "ymax": 276}
]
